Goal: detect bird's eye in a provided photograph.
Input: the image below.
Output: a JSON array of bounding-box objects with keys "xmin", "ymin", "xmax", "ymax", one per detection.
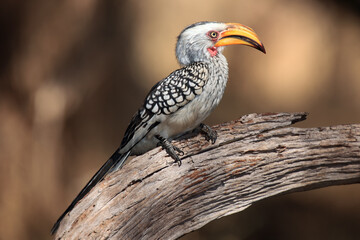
[{"xmin": 208, "ymin": 31, "xmax": 218, "ymax": 39}]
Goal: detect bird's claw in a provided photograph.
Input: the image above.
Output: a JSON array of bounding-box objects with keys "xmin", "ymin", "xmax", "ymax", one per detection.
[
  {"xmin": 200, "ymin": 123, "xmax": 217, "ymax": 144},
  {"xmin": 173, "ymin": 146, "xmax": 184, "ymax": 156},
  {"xmin": 156, "ymin": 135, "xmax": 183, "ymax": 166},
  {"xmin": 167, "ymin": 147, "xmax": 183, "ymax": 167}
]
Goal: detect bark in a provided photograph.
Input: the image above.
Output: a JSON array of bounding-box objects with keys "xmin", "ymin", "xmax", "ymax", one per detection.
[{"xmin": 54, "ymin": 112, "xmax": 360, "ymax": 240}]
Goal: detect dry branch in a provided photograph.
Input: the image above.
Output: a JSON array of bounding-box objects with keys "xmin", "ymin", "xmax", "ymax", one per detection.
[{"xmin": 54, "ymin": 112, "xmax": 360, "ymax": 239}]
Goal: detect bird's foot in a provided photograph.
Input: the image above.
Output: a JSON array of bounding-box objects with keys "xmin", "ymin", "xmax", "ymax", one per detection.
[
  {"xmin": 199, "ymin": 123, "xmax": 217, "ymax": 144},
  {"xmin": 156, "ymin": 135, "xmax": 184, "ymax": 166}
]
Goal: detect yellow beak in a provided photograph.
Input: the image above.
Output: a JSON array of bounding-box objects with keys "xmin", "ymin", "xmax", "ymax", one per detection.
[{"xmin": 215, "ymin": 23, "xmax": 266, "ymax": 54}]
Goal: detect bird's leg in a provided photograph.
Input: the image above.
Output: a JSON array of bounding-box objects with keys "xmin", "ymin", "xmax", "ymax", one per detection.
[
  {"xmin": 199, "ymin": 123, "xmax": 217, "ymax": 144},
  {"xmin": 155, "ymin": 135, "xmax": 184, "ymax": 166}
]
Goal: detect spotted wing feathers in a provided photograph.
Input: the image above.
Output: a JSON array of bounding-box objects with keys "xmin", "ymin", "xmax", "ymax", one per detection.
[{"xmin": 145, "ymin": 62, "xmax": 209, "ymax": 115}]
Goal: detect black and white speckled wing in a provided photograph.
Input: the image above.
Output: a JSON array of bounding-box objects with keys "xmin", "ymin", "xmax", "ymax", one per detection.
[
  {"xmin": 144, "ymin": 62, "xmax": 209, "ymax": 115},
  {"xmin": 119, "ymin": 62, "xmax": 209, "ymax": 154}
]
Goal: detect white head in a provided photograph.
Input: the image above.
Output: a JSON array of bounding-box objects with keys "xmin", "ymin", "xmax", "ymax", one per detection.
[{"xmin": 176, "ymin": 21, "xmax": 266, "ymax": 66}]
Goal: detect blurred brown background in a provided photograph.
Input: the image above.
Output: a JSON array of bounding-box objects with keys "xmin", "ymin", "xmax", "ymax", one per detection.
[{"xmin": 1, "ymin": 0, "xmax": 360, "ymax": 239}]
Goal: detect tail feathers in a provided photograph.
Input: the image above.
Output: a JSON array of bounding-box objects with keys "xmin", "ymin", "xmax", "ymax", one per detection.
[
  {"xmin": 51, "ymin": 149, "xmax": 130, "ymax": 235},
  {"xmin": 111, "ymin": 150, "xmax": 131, "ymax": 172}
]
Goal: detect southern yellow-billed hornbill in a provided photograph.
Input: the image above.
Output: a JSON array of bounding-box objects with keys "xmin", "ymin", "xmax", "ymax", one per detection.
[{"xmin": 51, "ymin": 21, "xmax": 265, "ymax": 234}]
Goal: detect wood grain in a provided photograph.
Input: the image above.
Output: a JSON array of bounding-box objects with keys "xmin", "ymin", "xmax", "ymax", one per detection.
[{"xmin": 54, "ymin": 112, "xmax": 360, "ymax": 239}]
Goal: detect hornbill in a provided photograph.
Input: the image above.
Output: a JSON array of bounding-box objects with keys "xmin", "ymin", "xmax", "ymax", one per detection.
[{"xmin": 51, "ymin": 21, "xmax": 265, "ymax": 234}]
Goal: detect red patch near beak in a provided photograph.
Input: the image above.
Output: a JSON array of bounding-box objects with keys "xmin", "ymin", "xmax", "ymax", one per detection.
[{"xmin": 207, "ymin": 47, "xmax": 218, "ymax": 57}]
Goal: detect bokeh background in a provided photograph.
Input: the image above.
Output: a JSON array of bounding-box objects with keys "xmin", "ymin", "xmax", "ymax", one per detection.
[{"xmin": 1, "ymin": 0, "xmax": 360, "ymax": 239}]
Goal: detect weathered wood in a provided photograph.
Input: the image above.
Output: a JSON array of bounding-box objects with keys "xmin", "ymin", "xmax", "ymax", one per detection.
[{"xmin": 54, "ymin": 112, "xmax": 360, "ymax": 239}]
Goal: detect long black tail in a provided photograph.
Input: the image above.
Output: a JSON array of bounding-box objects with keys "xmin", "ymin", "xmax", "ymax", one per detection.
[{"xmin": 51, "ymin": 149, "xmax": 131, "ymax": 234}]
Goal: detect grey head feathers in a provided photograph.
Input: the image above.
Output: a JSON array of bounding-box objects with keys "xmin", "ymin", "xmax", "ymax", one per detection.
[{"xmin": 176, "ymin": 21, "xmax": 226, "ymax": 66}]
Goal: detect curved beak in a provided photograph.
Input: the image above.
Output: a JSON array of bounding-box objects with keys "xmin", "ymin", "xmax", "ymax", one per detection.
[{"xmin": 215, "ymin": 23, "xmax": 266, "ymax": 54}]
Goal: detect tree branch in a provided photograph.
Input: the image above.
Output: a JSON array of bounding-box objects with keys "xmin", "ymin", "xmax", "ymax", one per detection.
[{"xmin": 54, "ymin": 112, "xmax": 360, "ymax": 239}]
